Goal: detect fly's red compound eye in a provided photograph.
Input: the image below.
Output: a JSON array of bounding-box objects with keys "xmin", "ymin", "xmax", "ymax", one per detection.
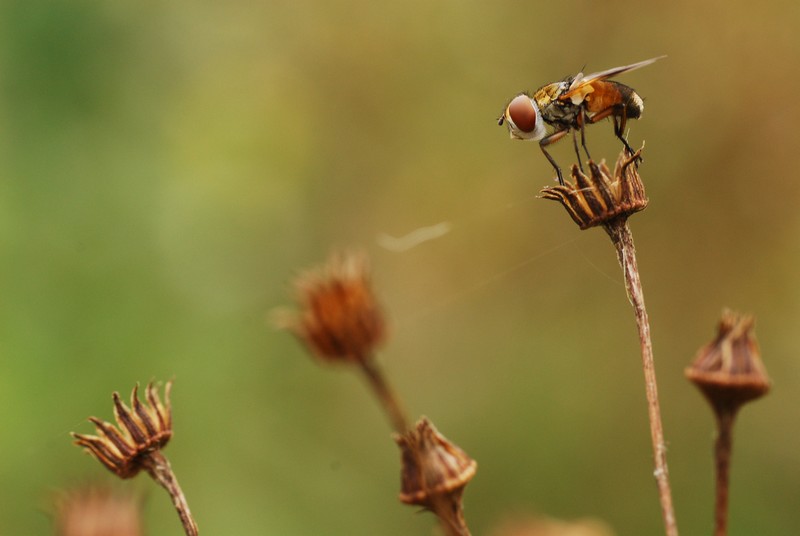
[{"xmin": 507, "ymin": 95, "xmax": 538, "ymax": 133}]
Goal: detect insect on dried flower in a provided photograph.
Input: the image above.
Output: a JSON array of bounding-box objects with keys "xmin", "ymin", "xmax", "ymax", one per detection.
[{"xmin": 277, "ymin": 251, "xmax": 387, "ymax": 364}]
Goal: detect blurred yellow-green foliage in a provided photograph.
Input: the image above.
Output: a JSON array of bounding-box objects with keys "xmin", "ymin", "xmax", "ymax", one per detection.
[{"xmin": 2, "ymin": 0, "xmax": 799, "ymax": 534}]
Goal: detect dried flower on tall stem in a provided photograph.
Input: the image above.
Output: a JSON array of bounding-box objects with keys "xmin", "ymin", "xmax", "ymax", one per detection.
[
  {"xmin": 71, "ymin": 381, "xmax": 198, "ymax": 536},
  {"xmin": 278, "ymin": 251, "xmax": 475, "ymax": 535},
  {"xmin": 685, "ymin": 311, "xmax": 770, "ymax": 536},
  {"xmin": 541, "ymin": 151, "xmax": 678, "ymax": 536},
  {"xmin": 276, "ymin": 251, "xmax": 408, "ymax": 433}
]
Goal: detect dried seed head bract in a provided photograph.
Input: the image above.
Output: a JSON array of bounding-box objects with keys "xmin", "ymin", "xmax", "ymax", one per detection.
[
  {"xmin": 276, "ymin": 251, "xmax": 387, "ymax": 364},
  {"xmin": 72, "ymin": 382, "xmax": 172, "ymax": 479},
  {"xmin": 395, "ymin": 417, "xmax": 477, "ymax": 508},
  {"xmin": 396, "ymin": 417, "xmax": 476, "ymax": 536},
  {"xmin": 540, "ymin": 150, "xmax": 648, "ymax": 229},
  {"xmin": 685, "ymin": 310, "xmax": 771, "ymax": 416}
]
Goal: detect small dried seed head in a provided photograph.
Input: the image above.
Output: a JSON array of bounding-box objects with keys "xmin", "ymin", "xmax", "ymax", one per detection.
[
  {"xmin": 72, "ymin": 381, "xmax": 173, "ymax": 479},
  {"xmin": 395, "ymin": 417, "xmax": 477, "ymax": 509},
  {"xmin": 685, "ymin": 310, "xmax": 771, "ymax": 416},
  {"xmin": 540, "ymin": 150, "xmax": 648, "ymax": 229},
  {"xmin": 54, "ymin": 486, "xmax": 142, "ymax": 536},
  {"xmin": 277, "ymin": 251, "xmax": 387, "ymax": 363}
]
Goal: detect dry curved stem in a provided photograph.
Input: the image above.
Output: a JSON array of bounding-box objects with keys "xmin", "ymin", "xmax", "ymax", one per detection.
[
  {"xmin": 432, "ymin": 493, "xmax": 471, "ymax": 536},
  {"xmin": 358, "ymin": 357, "xmax": 411, "ymax": 435},
  {"xmin": 359, "ymin": 359, "xmax": 472, "ymax": 535},
  {"xmin": 541, "ymin": 153, "xmax": 678, "ymax": 535},
  {"xmin": 604, "ymin": 217, "xmax": 678, "ymax": 536},
  {"xmin": 141, "ymin": 451, "xmax": 199, "ymax": 536}
]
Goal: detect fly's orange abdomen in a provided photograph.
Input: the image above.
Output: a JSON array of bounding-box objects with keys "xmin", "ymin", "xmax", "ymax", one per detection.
[{"xmin": 585, "ymin": 81, "xmax": 643, "ymax": 119}]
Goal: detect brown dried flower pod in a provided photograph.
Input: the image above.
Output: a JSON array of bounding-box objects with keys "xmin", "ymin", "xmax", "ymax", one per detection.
[
  {"xmin": 685, "ymin": 310, "xmax": 771, "ymax": 416},
  {"xmin": 686, "ymin": 310, "xmax": 771, "ymax": 536},
  {"xmin": 71, "ymin": 381, "xmax": 198, "ymax": 536},
  {"xmin": 72, "ymin": 382, "xmax": 173, "ymax": 479},
  {"xmin": 540, "ymin": 150, "xmax": 648, "ymax": 229},
  {"xmin": 395, "ymin": 417, "xmax": 477, "ymax": 509},
  {"xmin": 277, "ymin": 251, "xmax": 387, "ymax": 363}
]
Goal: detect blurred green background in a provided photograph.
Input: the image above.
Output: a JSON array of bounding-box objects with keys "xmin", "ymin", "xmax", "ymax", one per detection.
[{"xmin": 1, "ymin": 0, "xmax": 799, "ymax": 534}]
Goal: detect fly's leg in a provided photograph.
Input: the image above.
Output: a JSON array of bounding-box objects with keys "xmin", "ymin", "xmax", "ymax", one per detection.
[
  {"xmin": 539, "ymin": 129, "xmax": 569, "ymax": 185},
  {"xmin": 613, "ymin": 113, "xmax": 643, "ymax": 166},
  {"xmin": 578, "ymin": 109, "xmax": 592, "ymax": 163},
  {"xmin": 585, "ymin": 107, "xmax": 643, "ymax": 166},
  {"xmin": 571, "ymin": 130, "xmax": 585, "ymax": 173}
]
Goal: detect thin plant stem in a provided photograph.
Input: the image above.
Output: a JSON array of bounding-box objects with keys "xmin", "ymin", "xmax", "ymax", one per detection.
[
  {"xmin": 142, "ymin": 451, "xmax": 199, "ymax": 536},
  {"xmin": 604, "ymin": 217, "xmax": 679, "ymax": 536},
  {"xmin": 358, "ymin": 357, "xmax": 411, "ymax": 434},
  {"xmin": 714, "ymin": 410, "xmax": 736, "ymax": 536},
  {"xmin": 437, "ymin": 494, "xmax": 471, "ymax": 536},
  {"xmin": 359, "ymin": 357, "xmax": 471, "ymax": 536}
]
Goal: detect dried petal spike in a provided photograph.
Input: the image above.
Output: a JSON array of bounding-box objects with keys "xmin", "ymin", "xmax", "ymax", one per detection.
[
  {"xmin": 395, "ymin": 417, "xmax": 477, "ymax": 509},
  {"xmin": 540, "ymin": 150, "xmax": 648, "ymax": 229},
  {"xmin": 72, "ymin": 382, "xmax": 173, "ymax": 479},
  {"xmin": 276, "ymin": 251, "xmax": 387, "ymax": 363},
  {"xmin": 685, "ymin": 310, "xmax": 771, "ymax": 416}
]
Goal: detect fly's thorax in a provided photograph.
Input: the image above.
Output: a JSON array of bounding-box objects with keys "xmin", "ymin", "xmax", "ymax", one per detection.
[
  {"xmin": 540, "ymin": 99, "xmax": 582, "ymax": 129},
  {"xmin": 535, "ymin": 81, "xmax": 580, "ymax": 128},
  {"xmin": 532, "ymin": 82, "xmax": 567, "ymax": 109}
]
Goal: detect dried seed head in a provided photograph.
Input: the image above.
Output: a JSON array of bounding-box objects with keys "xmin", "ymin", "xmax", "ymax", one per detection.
[
  {"xmin": 395, "ymin": 417, "xmax": 477, "ymax": 509},
  {"xmin": 540, "ymin": 150, "xmax": 648, "ymax": 229},
  {"xmin": 277, "ymin": 251, "xmax": 387, "ymax": 363},
  {"xmin": 685, "ymin": 310, "xmax": 771, "ymax": 416},
  {"xmin": 54, "ymin": 486, "xmax": 142, "ymax": 536},
  {"xmin": 72, "ymin": 381, "xmax": 173, "ymax": 479},
  {"xmin": 488, "ymin": 514, "xmax": 616, "ymax": 536}
]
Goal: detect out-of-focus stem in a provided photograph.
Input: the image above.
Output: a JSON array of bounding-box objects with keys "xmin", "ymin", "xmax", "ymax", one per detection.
[
  {"xmin": 714, "ymin": 410, "xmax": 736, "ymax": 536},
  {"xmin": 358, "ymin": 357, "xmax": 410, "ymax": 434},
  {"xmin": 604, "ymin": 217, "xmax": 678, "ymax": 536},
  {"xmin": 142, "ymin": 451, "xmax": 199, "ymax": 536},
  {"xmin": 431, "ymin": 491, "xmax": 471, "ymax": 536},
  {"xmin": 359, "ymin": 358, "xmax": 471, "ymax": 535}
]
